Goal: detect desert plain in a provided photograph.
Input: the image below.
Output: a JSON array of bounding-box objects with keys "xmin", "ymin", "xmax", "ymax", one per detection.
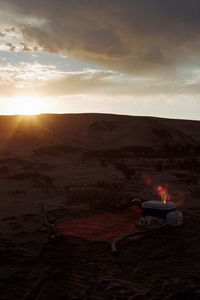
[{"xmin": 0, "ymin": 113, "xmax": 200, "ymax": 299}]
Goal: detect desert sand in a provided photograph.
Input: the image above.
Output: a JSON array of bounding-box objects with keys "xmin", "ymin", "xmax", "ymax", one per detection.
[{"xmin": 0, "ymin": 113, "xmax": 200, "ymax": 299}]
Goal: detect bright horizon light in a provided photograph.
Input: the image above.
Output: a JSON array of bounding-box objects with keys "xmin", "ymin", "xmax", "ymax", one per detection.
[{"xmin": 10, "ymin": 96, "xmax": 45, "ymax": 115}]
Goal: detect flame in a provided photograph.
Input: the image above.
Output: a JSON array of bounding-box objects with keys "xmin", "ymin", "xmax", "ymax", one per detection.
[
  {"xmin": 143, "ymin": 175, "xmax": 184, "ymax": 207},
  {"xmin": 157, "ymin": 185, "xmax": 170, "ymax": 203}
]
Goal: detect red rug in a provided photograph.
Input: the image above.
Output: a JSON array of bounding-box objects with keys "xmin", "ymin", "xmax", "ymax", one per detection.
[{"xmin": 57, "ymin": 206, "xmax": 143, "ymax": 243}]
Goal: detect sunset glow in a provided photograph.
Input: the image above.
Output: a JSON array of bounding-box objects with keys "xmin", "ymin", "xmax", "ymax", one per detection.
[
  {"xmin": 10, "ymin": 96, "xmax": 44, "ymax": 115},
  {"xmin": 0, "ymin": 2, "xmax": 198, "ymax": 298},
  {"xmin": 0, "ymin": 0, "xmax": 199, "ymax": 119}
]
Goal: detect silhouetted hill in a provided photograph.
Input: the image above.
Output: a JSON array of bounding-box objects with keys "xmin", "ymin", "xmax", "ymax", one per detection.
[{"xmin": 0, "ymin": 114, "xmax": 199, "ymax": 153}]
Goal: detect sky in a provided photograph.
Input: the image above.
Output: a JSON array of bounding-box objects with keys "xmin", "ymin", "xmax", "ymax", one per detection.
[{"xmin": 0, "ymin": 0, "xmax": 199, "ymax": 119}]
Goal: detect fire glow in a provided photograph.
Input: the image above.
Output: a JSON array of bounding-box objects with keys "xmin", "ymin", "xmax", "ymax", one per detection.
[
  {"xmin": 144, "ymin": 176, "xmax": 184, "ymax": 207},
  {"xmin": 157, "ymin": 186, "xmax": 170, "ymax": 204}
]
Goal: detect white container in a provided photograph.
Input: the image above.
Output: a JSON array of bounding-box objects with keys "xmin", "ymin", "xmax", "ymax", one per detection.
[{"xmin": 167, "ymin": 210, "xmax": 183, "ymax": 226}]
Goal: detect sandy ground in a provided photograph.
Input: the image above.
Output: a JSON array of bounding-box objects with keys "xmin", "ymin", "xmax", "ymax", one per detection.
[{"xmin": 0, "ymin": 114, "xmax": 200, "ymax": 299}]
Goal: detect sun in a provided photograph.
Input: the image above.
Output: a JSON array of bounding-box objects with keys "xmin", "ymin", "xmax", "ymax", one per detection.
[{"xmin": 11, "ymin": 96, "xmax": 44, "ymax": 115}]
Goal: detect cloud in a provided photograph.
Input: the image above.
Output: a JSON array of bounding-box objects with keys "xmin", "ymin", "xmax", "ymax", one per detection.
[
  {"xmin": 5, "ymin": 27, "xmax": 16, "ymax": 33},
  {"xmin": 6, "ymin": 42, "xmax": 16, "ymax": 52},
  {"xmin": 1, "ymin": 0, "xmax": 199, "ymax": 77},
  {"xmin": 0, "ymin": 61, "xmax": 199, "ymax": 99},
  {"xmin": 0, "ymin": 61, "xmax": 67, "ymax": 89}
]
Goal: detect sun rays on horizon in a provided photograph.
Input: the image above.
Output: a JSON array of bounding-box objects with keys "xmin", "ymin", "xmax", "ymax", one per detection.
[{"xmin": 9, "ymin": 96, "xmax": 45, "ymax": 116}]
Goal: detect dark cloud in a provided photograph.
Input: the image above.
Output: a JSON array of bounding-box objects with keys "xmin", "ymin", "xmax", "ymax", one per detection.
[
  {"xmin": 20, "ymin": 42, "xmax": 32, "ymax": 52},
  {"xmin": 5, "ymin": 27, "xmax": 16, "ymax": 33},
  {"xmin": 6, "ymin": 42, "xmax": 16, "ymax": 52},
  {"xmin": 1, "ymin": 0, "xmax": 200, "ymax": 77}
]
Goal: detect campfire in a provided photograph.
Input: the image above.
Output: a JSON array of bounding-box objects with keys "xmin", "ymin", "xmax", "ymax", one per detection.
[
  {"xmin": 137, "ymin": 178, "xmax": 183, "ymax": 227},
  {"xmin": 157, "ymin": 185, "xmax": 170, "ymax": 204}
]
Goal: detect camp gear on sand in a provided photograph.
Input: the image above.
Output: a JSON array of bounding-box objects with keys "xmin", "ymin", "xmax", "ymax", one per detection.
[
  {"xmin": 41, "ymin": 199, "xmax": 183, "ymax": 253},
  {"xmin": 111, "ymin": 200, "xmax": 183, "ymax": 252}
]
